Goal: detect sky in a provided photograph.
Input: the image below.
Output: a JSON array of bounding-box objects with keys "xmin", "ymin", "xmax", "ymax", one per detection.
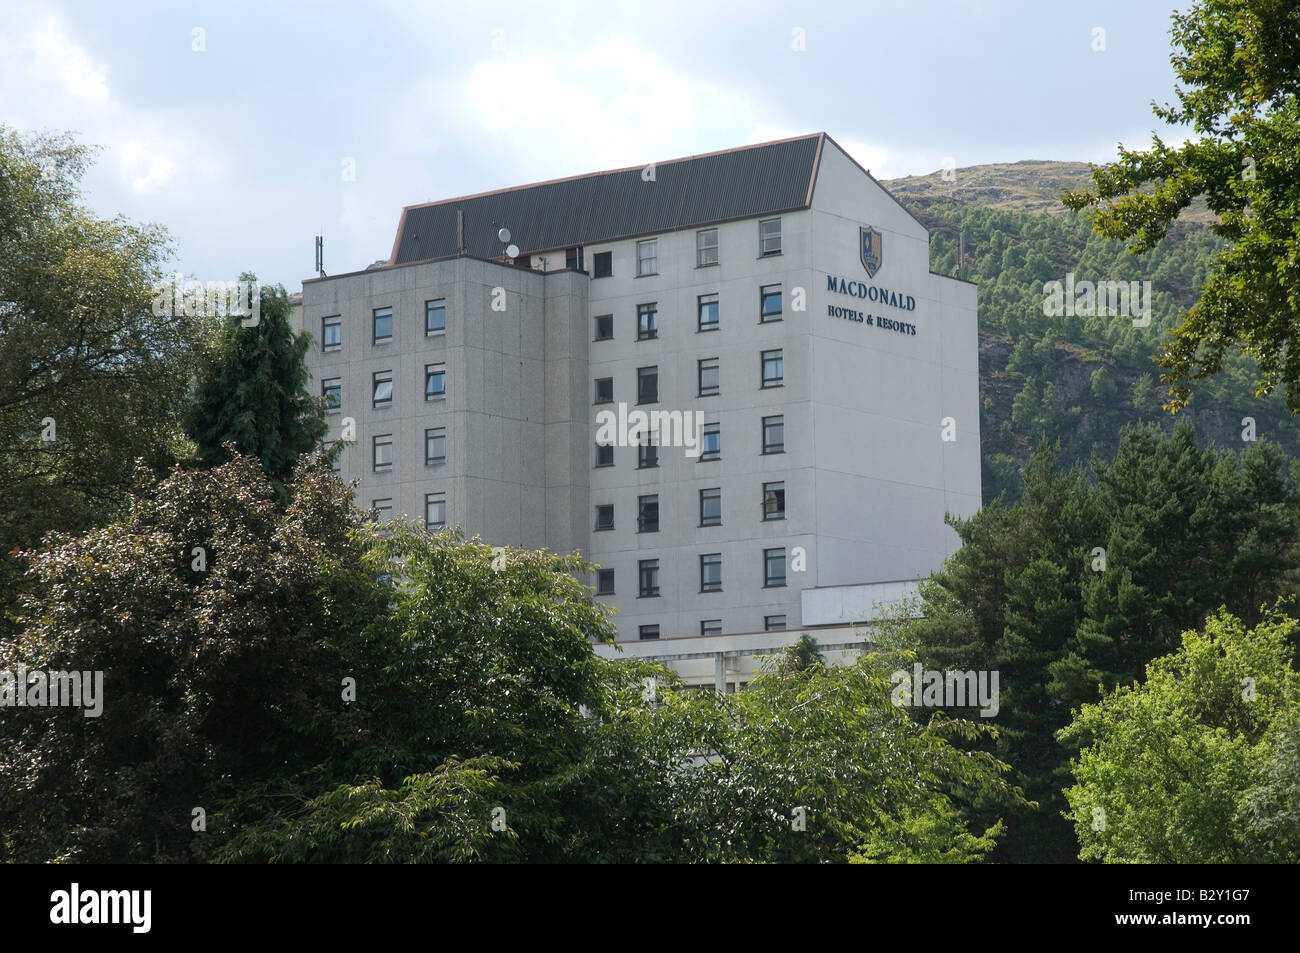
[{"xmin": 0, "ymin": 0, "xmax": 1192, "ymax": 290}]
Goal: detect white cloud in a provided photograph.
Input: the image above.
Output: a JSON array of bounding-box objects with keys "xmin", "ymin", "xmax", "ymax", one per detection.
[
  {"xmin": 462, "ymin": 37, "xmax": 746, "ymax": 172},
  {"xmin": 21, "ymin": 15, "xmax": 111, "ymax": 102}
]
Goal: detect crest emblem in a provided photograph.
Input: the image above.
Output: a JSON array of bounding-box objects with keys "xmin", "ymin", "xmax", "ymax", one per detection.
[{"xmin": 860, "ymin": 226, "xmax": 882, "ymax": 278}]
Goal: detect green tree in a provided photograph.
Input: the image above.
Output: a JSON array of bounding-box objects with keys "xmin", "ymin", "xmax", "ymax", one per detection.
[
  {"xmin": 0, "ymin": 451, "xmax": 380, "ymax": 863},
  {"xmin": 904, "ymin": 424, "xmax": 1300, "ymax": 862},
  {"xmin": 1062, "ymin": 0, "xmax": 1300, "ymax": 411},
  {"xmin": 1060, "ymin": 606, "xmax": 1300, "ymax": 862},
  {"xmin": 182, "ymin": 280, "xmax": 326, "ymax": 489},
  {"xmin": 0, "ymin": 127, "xmax": 196, "ymax": 639}
]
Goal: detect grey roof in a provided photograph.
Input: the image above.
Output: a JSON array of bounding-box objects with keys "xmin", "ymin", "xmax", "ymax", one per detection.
[{"xmin": 390, "ymin": 133, "xmax": 825, "ymax": 265}]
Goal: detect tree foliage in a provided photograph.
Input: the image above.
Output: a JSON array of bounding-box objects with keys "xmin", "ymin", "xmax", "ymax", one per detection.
[
  {"xmin": 1060, "ymin": 606, "xmax": 1300, "ymax": 862},
  {"xmin": 1061, "ymin": 0, "xmax": 1300, "ymax": 412}
]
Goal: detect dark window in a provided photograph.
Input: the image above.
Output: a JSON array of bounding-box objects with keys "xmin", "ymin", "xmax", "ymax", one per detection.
[
  {"xmin": 594, "ymin": 377, "xmax": 614, "ymax": 404},
  {"xmin": 697, "ymin": 228, "xmax": 719, "ymax": 267},
  {"xmin": 372, "ymin": 371, "xmax": 393, "ymax": 408},
  {"xmin": 593, "ymin": 251, "xmax": 612, "ymax": 278},
  {"xmin": 597, "ymin": 568, "xmax": 615, "ymax": 595},
  {"xmin": 700, "ymin": 423, "xmax": 720, "ymax": 461},
  {"xmin": 700, "ymin": 487, "xmax": 721, "ymax": 526},
  {"xmin": 764, "ymin": 615, "xmax": 787, "ymax": 631},
  {"xmin": 760, "ymin": 218, "xmax": 782, "ymax": 256},
  {"xmin": 637, "ymin": 366, "xmax": 658, "ymax": 404},
  {"xmin": 595, "ymin": 443, "xmax": 614, "ymax": 467},
  {"xmin": 373, "ymin": 306, "xmax": 393, "ymax": 343},
  {"xmin": 594, "ymin": 314, "xmax": 613, "ymax": 340},
  {"xmin": 638, "ymin": 559, "xmax": 659, "ymax": 598},
  {"xmin": 637, "ymin": 434, "xmax": 659, "ymax": 469},
  {"xmin": 595, "ymin": 504, "xmax": 615, "ymax": 531},
  {"xmin": 763, "ymin": 415, "xmax": 785, "ymax": 454},
  {"xmin": 700, "ymin": 619, "xmax": 723, "ymax": 636},
  {"xmin": 425, "ymin": 299, "xmax": 446, "ymax": 334},
  {"xmin": 763, "ymin": 481, "xmax": 785, "ymax": 519},
  {"xmin": 698, "ymin": 357, "xmax": 720, "ymax": 397},
  {"xmin": 762, "ymin": 349, "xmax": 784, "ymax": 387},
  {"xmin": 327, "ymin": 441, "xmax": 342, "ymax": 473},
  {"xmin": 426, "ymin": 427, "xmax": 446, "ymax": 466},
  {"xmin": 637, "ymin": 303, "xmax": 658, "ymax": 341},
  {"xmin": 761, "ymin": 284, "xmax": 782, "ymax": 322},
  {"xmin": 566, "ymin": 246, "xmax": 584, "ymax": 271},
  {"xmin": 700, "ymin": 553, "xmax": 722, "ymax": 592},
  {"xmin": 639, "ymin": 624, "xmax": 660, "ymax": 640},
  {"xmin": 698, "ymin": 293, "xmax": 719, "ymax": 330},
  {"xmin": 637, "ymin": 495, "xmax": 659, "ymax": 533},
  {"xmin": 764, "ymin": 548, "xmax": 786, "ymax": 588},
  {"xmin": 426, "ymin": 363, "xmax": 446, "ymax": 399},
  {"xmin": 373, "ymin": 434, "xmax": 392, "ymax": 472},
  {"xmin": 425, "ymin": 493, "xmax": 446, "ymax": 530},
  {"xmin": 322, "ymin": 378, "xmax": 341, "ymax": 412},
  {"xmin": 322, "ymin": 315, "xmax": 341, "ymax": 351}
]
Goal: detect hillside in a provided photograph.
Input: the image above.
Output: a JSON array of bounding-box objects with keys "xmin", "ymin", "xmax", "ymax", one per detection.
[{"xmin": 881, "ymin": 163, "xmax": 1297, "ymax": 504}]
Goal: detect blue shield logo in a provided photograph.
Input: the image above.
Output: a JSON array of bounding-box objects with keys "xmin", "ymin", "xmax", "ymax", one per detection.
[{"xmin": 860, "ymin": 226, "xmax": 882, "ymax": 278}]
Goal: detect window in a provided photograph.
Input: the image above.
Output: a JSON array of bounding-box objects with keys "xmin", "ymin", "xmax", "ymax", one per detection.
[
  {"xmin": 637, "ymin": 494, "xmax": 659, "ymax": 533},
  {"xmin": 373, "ymin": 434, "xmax": 393, "ymax": 472},
  {"xmin": 763, "ymin": 415, "xmax": 785, "ymax": 454},
  {"xmin": 762, "ymin": 349, "xmax": 784, "ymax": 388},
  {"xmin": 698, "ymin": 358, "xmax": 720, "ymax": 397},
  {"xmin": 638, "ymin": 559, "xmax": 659, "ymax": 598},
  {"xmin": 594, "ymin": 377, "xmax": 614, "ymax": 404},
  {"xmin": 637, "ymin": 366, "xmax": 658, "ymax": 404},
  {"xmin": 425, "ymin": 362, "xmax": 446, "ymax": 400},
  {"xmin": 595, "ymin": 504, "xmax": 615, "ymax": 531},
  {"xmin": 372, "ymin": 370, "xmax": 393, "ymax": 408},
  {"xmin": 595, "ymin": 443, "xmax": 614, "ymax": 467},
  {"xmin": 322, "ymin": 378, "xmax": 341, "ymax": 413},
  {"xmin": 637, "ymin": 433, "xmax": 659, "ymax": 469},
  {"xmin": 700, "ymin": 488, "xmax": 721, "ymax": 526},
  {"xmin": 322, "ymin": 315, "xmax": 341, "ymax": 351},
  {"xmin": 764, "ymin": 615, "xmax": 787, "ymax": 631},
  {"xmin": 327, "ymin": 441, "xmax": 342, "ymax": 474},
  {"xmin": 764, "ymin": 548, "xmax": 787, "ymax": 588},
  {"xmin": 426, "ymin": 427, "xmax": 446, "ymax": 466},
  {"xmin": 373, "ymin": 306, "xmax": 393, "ymax": 343},
  {"xmin": 372, "ymin": 498, "xmax": 393, "ymax": 523},
  {"xmin": 597, "ymin": 568, "xmax": 615, "ymax": 595},
  {"xmin": 700, "ymin": 619, "xmax": 723, "ymax": 636},
  {"xmin": 763, "ymin": 481, "xmax": 785, "ymax": 519},
  {"xmin": 700, "ymin": 423, "xmax": 720, "ymax": 461},
  {"xmin": 761, "ymin": 284, "xmax": 783, "ymax": 322},
  {"xmin": 566, "ymin": 246, "xmax": 583, "ymax": 271},
  {"xmin": 639, "ymin": 624, "xmax": 660, "ymax": 640},
  {"xmin": 594, "ymin": 251, "xmax": 612, "ymax": 278},
  {"xmin": 636, "ymin": 239, "xmax": 658, "ymax": 276},
  {"xmin": 594, "ymin": 314, "xmax": 613, "ymax": 340},
  {"xmin": 637, "ymin": 303, "xmax": 658, "ymax": 341},
  {"xmin": 696, "ymin": 228, "xmax": 719, "ymax": 267},
  {"xmin": 425, "ymin": 298, "xmax": 446, "ymax": 334},
  {"xmin": 425, "ymin": 493, "xmax": 446, "ymax": 530},
  {"xmin": 698, "ymin": 293, "xmax": 719, "ymax": 331},
  {"xmin": 700, "ymin": 553, "xmax": 722, "ymax": 592},
  {"xmin": 760, "ymin": 218, "xmax": 782, "ymax": 256}
]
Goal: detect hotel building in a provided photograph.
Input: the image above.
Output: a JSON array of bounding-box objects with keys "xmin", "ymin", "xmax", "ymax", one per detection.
[{"xmin": 294, "ymin": 133, "xmax": 980, "ymax": 688}]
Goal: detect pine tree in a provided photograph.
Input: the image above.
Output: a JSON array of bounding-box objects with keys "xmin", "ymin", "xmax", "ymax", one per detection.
[{"xmin": 183, "ymin": 277, "xmax": 326, "ymax": 488}]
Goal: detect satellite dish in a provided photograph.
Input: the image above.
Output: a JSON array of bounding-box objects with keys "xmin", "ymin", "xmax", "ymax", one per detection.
[
  {"xmin": 497, "ymin": 227, "xmax": 511, "ymax": 243},
  {"xmin": 506, "ymin": 244, "xmax": 520, "ymax": 258}
]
